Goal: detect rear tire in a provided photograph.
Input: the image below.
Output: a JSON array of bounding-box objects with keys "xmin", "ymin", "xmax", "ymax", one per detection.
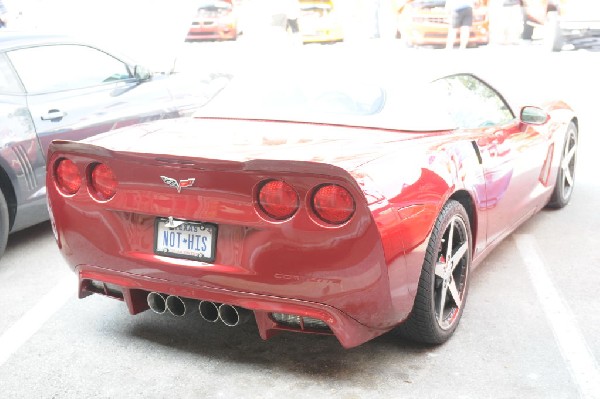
[
  {"xmin": 0, "ymin": 189, "xmax": 9, "ymax": 259},
  {"xmin": 547, "ymin": 122, "xmax": 577, "ymax": 208},
  {"xmin": 397, "ymin": 200, "xmax": 472, "ymax": 344}
]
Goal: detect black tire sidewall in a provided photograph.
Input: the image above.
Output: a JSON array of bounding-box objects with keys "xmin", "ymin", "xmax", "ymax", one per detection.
[
  {"xmin": 0, "ymin": 189, "xmax": 9, "ymax": 259},
  {"xmin": 424, "ymin": 200, "xmax": 472, "ymax": 340},
  {"xmin": 398, "ymin": 200, "xmax": 473, "ymax": 344},
  {"xmin": 548, "ymin": 122, "xmax": 577, "ymax": 208}
]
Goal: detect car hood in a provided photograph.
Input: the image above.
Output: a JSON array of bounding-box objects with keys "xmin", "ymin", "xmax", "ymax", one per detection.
[{"xmin": 82, "ymin": 117, "xmax": 448, "ymax": 172}]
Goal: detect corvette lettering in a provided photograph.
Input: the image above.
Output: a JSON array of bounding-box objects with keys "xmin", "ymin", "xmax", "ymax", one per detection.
[{"xmin": 273, "ymin": 273, "xmax": 341, "ymax": 284}]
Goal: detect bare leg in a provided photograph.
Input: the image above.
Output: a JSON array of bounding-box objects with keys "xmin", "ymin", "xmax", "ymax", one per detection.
[
  {"xmin": 446, "ymin": 27, "xmax": 457, "ymax": 49},
  {"xmin": 459, "ymin": 26, "xmax": 470, "ymax": 49}
]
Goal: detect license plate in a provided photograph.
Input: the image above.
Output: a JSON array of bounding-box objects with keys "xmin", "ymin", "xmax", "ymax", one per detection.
[{"xmin": 154, "ymin": 218, "xmax": 217, "ymax": 262}]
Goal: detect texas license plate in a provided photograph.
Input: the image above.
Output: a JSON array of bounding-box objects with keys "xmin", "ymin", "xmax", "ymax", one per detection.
[{"xmin": 154, "ymin": 218, "xmax": 217, "ymax": 262}]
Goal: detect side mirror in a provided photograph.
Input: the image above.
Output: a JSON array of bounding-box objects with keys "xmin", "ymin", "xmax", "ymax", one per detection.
[
  {"xmin": 520, "ymin": 106, "xmax": 549, "ymax": 125},
  {"xmin": 133, "ymin": 65, "xmax": 153, "ymax": 82}
]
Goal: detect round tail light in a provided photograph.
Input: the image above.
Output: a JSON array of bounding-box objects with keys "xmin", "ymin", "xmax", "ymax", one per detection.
[
  {"xmin": 311, "ymin": 184, "xmax": 355, "ymax": 225},
  {"xmin": 257, "ymin": 180, "xmax": 299, "ymax": 220},
  {"xmin": 54, "ymin": 158, "xmax": 81, "ymax": 195},
  {"xmin": 90, "ymin": 163, "xmax": 117, "ymax": 201}
]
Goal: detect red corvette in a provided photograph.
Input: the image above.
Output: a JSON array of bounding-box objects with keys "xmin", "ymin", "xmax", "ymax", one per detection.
[{"xmin": 46, "ymin": 67, "xmax": 578, "ymax": 348}]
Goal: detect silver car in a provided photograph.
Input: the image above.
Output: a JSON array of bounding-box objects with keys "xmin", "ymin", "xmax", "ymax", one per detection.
[{"xmin": 0, "ymin": 31, "xmax": 228, "ymax": 258}]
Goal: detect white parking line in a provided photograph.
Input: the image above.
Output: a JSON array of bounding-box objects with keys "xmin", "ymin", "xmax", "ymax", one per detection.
[
  {"xmin": 515, "ymin": 234, "xmax": 600, "ymax": 399},
  {"xmin": 0, "ymin": 275, "xmax": 75, "ymax": 367}
]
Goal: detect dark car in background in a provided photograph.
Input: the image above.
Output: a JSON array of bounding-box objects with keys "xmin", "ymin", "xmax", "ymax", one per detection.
[
  {"xmin": 186, "ymin": 0, "xmax": 239, "ymax": 41},
  {"xmin": 523, "ymin": 0, "xmax": 600, "ymax": 50},
  {"xmin": 544, "ymin": 0, "xmax": 600, "ymax": 51},
  {"xmin": 0, "ymin": 32, "xmax": 229, "ymax": 259}
]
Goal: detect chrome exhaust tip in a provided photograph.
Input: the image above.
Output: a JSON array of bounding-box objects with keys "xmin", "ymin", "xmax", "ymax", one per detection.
[
  {"xmin": 199, "ymin": 301, "xmax": 220, "ymax": 323},
  {"xmin": 218, "ymin": 304, "xmax": 252, "ymax": 327},
  {"xmin": 147, "ymin": 292, "xmax": 167, "ymax": 314},
  {"xmin": 165, "ymin": 295, "xmax": 197, "ymax": 317}
]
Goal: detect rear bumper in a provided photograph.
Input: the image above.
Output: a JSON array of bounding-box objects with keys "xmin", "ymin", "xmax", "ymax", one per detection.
[
  {"xmin": 303, "ymin": 36, "xmax": 343, "ymax": 44},
  {"xmin": 186, "ymin": 25, "xmax": 237, "ymax": 41},
  {"xmin": 402, "ymin": 25, "xmax": 489, "ymax": 46},
  {"xmin": 301, "ymin": 28, "xmax": 343, "ymax": 43},
  {"xmin": 77, "ymin": 264, "xmax": 389, "ymax": 348}
]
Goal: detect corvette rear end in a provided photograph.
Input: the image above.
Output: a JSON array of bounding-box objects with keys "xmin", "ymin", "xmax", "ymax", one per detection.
[
  {"xmin": 46, "ymin": 119, "xmax": 421, "ymax": 348},
  {"xmin": 47, "ymin": 68, "xmax": 572, "ymax": 349}
]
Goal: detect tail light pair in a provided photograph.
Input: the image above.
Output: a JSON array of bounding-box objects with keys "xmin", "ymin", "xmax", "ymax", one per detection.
[
  {"xmin": 54, "ymin": 158, "xmax": 117, "ymax": 201},
  {"xmin": 258, "ymin": 180, "xmax": 355, "ymax": 225},
  {"xmin": 54, "ymin": 160, "xmax": 356, "ymax": 225}
]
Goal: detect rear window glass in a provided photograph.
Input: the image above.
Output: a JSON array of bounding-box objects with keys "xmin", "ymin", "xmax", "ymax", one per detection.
[
  {"xmin": 204, "ymin": 78, "xmax": 385, "ymax": 117},
  {"xmin": 198, "ymin": 75, "xmax": 457, "ymax": 132}
]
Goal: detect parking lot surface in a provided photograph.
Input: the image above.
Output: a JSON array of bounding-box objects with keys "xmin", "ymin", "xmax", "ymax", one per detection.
[{"xmin": 0, "ymin": 40, "xmax": 599, "ymax": 399}]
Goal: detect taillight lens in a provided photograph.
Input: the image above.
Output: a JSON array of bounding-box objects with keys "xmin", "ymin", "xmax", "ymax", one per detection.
[
  {"xmin": 55, "ymin": 158, "xmax": 81, "ymax": 195},
  {"xmin": 89, "ymin": 163, "xmax": 117, "ymax": 201},
  {"xmin": 312, "ymin": 184, "xmax": 355, "ymax": 225},
  {"xmin": 257, "ymin": 180, "xmax": 299, "ymax": 220}
]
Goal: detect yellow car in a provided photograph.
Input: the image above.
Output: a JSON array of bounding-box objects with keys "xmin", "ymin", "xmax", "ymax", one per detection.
[{"xmin": 298, "ymin": 0, "xmax": 344, "ymax": 43}]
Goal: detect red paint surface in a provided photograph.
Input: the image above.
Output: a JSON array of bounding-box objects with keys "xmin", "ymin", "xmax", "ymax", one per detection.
[{"xmin": 47, "ymin": 109, "xmax": 574, "ymax": 347}]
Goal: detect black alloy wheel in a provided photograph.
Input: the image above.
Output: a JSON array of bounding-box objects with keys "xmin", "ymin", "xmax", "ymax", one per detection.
[
  {"xmin": 397, "ymin": 200, "xmax": 472, "ymax": 344},
  {"xmin": 547, "ymin": 122, "xmax": 577, "ymax": 209},
  {"xmin": 0, "ymin": 189, "xmax": 9, "ymax": 259}
]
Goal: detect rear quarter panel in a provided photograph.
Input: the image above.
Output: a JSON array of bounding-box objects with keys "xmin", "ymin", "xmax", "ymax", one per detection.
[{"xmin": 350, "ymin": 132, "xmax": 485, "ymax": 314}]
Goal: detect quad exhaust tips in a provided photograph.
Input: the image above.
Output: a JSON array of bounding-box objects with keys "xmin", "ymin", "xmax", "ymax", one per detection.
[
  {"xmin": 147, "ymin": 292, "xmax": 167, "ymax": 314},
  {"xmin": 218, "ymin": 304, "xmax": 252, "ymax": 327},
  {"xmin": 147, "ymin": 293, "xmax": 197, "ymax": 316},
  {"xmin": 199, "ymin": 300, "xmax": 221, "ymax": 323},
  {"xmin": 200, "ymin": 301, "xmax": 252, "ymax": 326},
  {"xmin": 166, "ymin": 295, "xmax": 197, "ymax": 317},
  {"xmin": 147, "ymin": 294, "xmax": 251, "ymax": 326}
]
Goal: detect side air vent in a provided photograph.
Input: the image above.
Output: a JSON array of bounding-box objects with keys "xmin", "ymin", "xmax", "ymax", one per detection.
[{"xmin": 12, "ymin": 145, "xmax": 36, "ymax": 190}]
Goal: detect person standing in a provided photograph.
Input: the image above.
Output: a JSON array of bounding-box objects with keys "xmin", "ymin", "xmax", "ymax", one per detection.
[
  {"xmin": 282, "ymin": 0, "xmax": 302, "ymax": 45},
  {"xmin": 489, "ymin": 0, "xmax": 524, "ymax": 45},
  {"xmin": 446, "ymin": 0, "xmax": 475, "ymax": 49},
  {"xmin": 284, "ymin": 0, "xmax": 301, "ymax": 34}
]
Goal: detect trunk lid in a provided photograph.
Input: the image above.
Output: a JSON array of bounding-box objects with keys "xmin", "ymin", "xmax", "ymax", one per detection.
[{"xmin": 83, "ymin": 116, "xmax": 443, "ymax": 173}]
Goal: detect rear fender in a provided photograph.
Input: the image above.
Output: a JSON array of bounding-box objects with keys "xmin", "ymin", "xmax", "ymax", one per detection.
[{"xmin": 352, "ymin": 137, "xmax": 483, "ymax": 309}]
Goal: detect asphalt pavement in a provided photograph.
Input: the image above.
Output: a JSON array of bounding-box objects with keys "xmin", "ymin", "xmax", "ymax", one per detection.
[{"xmin": 0, "ymin": 39, "xmax": 599, "ymax": 399}]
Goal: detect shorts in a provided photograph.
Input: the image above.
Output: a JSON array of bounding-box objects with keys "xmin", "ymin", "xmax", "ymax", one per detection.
[
  {"xmin": 451, "ymin": 7, "xmax": 473, "ymax": 29},
  {"xmin": 287, "ymin": 18, "xmax": 299, "ymax": 33}
]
